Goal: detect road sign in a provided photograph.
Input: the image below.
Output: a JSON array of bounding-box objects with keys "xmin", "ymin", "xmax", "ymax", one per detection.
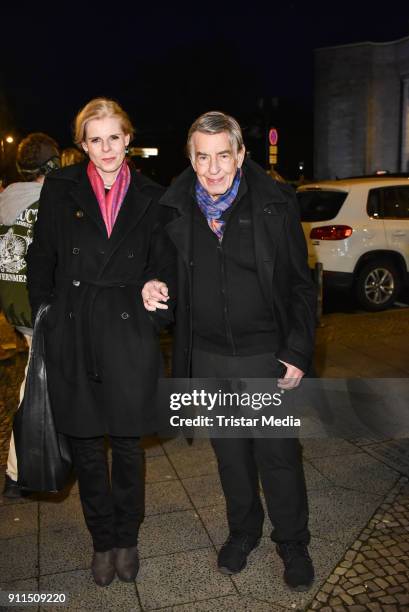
[{"xmin": 268, "ymin": 128, "xmax": 278, "ymax": 146}]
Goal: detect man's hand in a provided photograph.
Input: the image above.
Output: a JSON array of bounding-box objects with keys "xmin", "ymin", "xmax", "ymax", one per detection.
[
  {"xmin": 142, "ymin": 279, "xmax": 169, "ymax": 311},
  {"xmin": 277, "ymin": 360, "xmax": 304, "ymax": 390}
]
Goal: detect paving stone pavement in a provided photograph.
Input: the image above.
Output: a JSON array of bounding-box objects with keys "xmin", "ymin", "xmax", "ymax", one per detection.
[
  {"xmin": 0, "ymin": 309, "xmax": 408, "ymax": 611},
  {"xmin": 306, "ymin": 477, "xmax": 409, "ymax": 611}
]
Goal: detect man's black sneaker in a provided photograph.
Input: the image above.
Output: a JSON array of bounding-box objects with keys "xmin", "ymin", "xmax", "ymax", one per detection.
[
  {"xmin": 2, "ymin": 475, "xmax": 30, "ymax": 499},
  {"xmin": 218, "ymin": 534, "xmax": 261, "ymax": 575},
  {"xmin": 276, "ymin": 541, "xmax": 314, "ymax": 591}
]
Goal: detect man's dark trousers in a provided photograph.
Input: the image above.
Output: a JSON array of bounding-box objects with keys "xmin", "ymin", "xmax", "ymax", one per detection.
[{"xmin": 192, "ymin": 349, "xmax": 310, "ymax": 544}]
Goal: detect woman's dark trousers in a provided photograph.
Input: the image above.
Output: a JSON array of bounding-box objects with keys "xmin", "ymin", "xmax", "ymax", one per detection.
[{"xmin": 70, "ymin": 436, "xmax": 145, "ymax": 552}]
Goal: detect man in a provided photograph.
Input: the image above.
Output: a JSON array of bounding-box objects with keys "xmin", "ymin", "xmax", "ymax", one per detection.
[
  {"xmin": 0, "ymin": 132, "xmax": 60, "ymax": 497},
  {"xmin": 143, "ymin": 112, "xmax": 316, "ymax": 591}
]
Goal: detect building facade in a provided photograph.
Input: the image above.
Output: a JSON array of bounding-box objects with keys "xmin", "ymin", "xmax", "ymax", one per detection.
[{"xmin": 314, "ymin": 36, "xmax": 409, "ymax": 180}]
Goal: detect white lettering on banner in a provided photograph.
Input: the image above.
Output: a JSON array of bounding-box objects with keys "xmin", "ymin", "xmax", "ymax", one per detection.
[
  {"xmin": 0, "ymin": 272, "xmax": 27, "ymax": 282},
  {"xmin": 17, "ymin": 208, "xmax": 38, "ymax": 224},
  {"xmin": 14, "ymin": 221, "xmax": 32, "ymax": 229}
]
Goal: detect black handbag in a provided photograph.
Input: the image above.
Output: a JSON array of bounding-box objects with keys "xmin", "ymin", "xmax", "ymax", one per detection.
[{"xmin": 13, "ymin": 303, "xmax": 73, "ymax": 492}]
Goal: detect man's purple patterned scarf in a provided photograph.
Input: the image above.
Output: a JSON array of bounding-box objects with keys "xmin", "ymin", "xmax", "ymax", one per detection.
[{"xmin": 195, "ymin": 169, "xmax": 242, "ymax": 241}]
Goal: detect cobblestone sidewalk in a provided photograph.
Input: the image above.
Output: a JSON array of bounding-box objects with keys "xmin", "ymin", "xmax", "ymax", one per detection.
[{"xmin": 307, "ymin": 477, "xmax": 409, "ymax": 611}]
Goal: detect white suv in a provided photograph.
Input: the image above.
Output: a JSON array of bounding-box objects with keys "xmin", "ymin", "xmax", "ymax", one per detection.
[{"xmin": 297, "ymin": 177, "xmax": 409, "ymax": 311}]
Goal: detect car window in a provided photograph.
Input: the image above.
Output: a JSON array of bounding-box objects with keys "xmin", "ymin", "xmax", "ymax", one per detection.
[
  {"xmin": 367, "ymin": 189, "xmax": 382, "ymax": 218},
  {"xmin": 297, "ymin": 190, "xmax": 347, "ymax": 221},
  {"xmin": 393, "ymin": 187, "xmax": 409, "ymax": 219},
  {"xmin": 379, "ymin": 187, "xmax": 409, "ymax": 219}
]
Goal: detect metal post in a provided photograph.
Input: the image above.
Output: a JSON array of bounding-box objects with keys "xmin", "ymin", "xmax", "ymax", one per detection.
[
  {"xmin": 0, "ymin": 139, "xmax": 4, "ymax": 185},
  {"xmin": 314, "ymin": 262, "xmax": 324, "ymax": 326}
]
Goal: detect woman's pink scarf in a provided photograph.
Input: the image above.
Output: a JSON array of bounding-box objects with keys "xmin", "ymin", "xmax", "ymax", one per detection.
[{"xmin": 87, "ymin": 160, "xmax": 131, "ymax": 237}]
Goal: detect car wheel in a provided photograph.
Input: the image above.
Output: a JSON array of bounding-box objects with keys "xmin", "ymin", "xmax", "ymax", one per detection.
[{"xmin": 355, "ymin": 259, "xmax": 401, "ymax": 311}]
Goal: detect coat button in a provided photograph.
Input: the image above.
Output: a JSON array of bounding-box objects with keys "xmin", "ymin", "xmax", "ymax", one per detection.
[
  {"xmin": 128, "ymin": 251, "xmax": 134, "ymax": 258},
  {"xmin": 121, "ymin": 312, "xmax": 130, "ymax": 319},
  {"xmin": 72, "ymin": 247, "xmax": 80, "ymax": 254},
  {"xmin": 68, "ymin": 312, "xmax": 74, "ymax": 319},
  {"xmin": 75, "ymin": 210, "xmax": 84, "ymax": 218},
  {"xmin": 72, "ymin": 280, "xmax": 80, "ymax": 287}
]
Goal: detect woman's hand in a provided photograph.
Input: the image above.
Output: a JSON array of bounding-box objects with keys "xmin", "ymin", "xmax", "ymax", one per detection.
[{"xmin": 142, "ymin": 279, "xmax": 169, "ymax": 311}]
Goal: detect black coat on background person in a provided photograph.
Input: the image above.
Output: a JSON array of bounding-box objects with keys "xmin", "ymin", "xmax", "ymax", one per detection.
[
  {"xmin": 26, "ymin": 162, "xmax": 174, "ymax": 438},
  {"xmin": 160, "ymin": 158, "xmax": 317, "ymax": 377}
]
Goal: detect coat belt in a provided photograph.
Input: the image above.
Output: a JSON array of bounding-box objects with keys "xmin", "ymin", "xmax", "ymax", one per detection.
[{"xmin": 65, "ymin": 276, "xmax": 142, "ymax": 383}]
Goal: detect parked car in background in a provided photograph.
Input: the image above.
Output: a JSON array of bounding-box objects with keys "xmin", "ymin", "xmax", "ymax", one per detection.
[{"xmin": 297, "ymin": 177, "xmax": 409, "ymax": 311}]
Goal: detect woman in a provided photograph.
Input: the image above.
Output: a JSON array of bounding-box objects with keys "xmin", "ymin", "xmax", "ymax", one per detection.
[
  {"xmin": 26, "ymin": 98, "xmax": 174, "ymax": 586},
  {"xmin": 61, "ymin": 146, "xmax": 85, "ymax": 167}
]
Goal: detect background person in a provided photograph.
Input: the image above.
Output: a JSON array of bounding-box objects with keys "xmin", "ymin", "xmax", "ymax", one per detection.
[
  {"xmin": 0, "ymin": 132, "xmax": 60, "ymax": 498},
  {"xmin": 61, "ymin": 146, "xmax": 85, "ymax": 167},
  {"xmin": 26, "ymin": 98, "xmax": 174, "ymax": 587},
  {"xmin": 143, "ymin": 111, "xmax": 317, "ymax": 592}
]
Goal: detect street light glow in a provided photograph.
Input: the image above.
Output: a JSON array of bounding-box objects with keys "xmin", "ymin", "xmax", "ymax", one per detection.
[
  {"xmin": 5, "ymin": 136, "xmax": 14, "ymax": 144},
  {"xmin": 129, "ymin": 147, "xmax": 158, "ymax": 158}
]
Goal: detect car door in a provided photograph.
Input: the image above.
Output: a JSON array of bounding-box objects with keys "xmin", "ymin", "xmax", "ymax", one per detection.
[{"xmin": 381, "ymin": 186, "xmax": 409, "ymax": 270}]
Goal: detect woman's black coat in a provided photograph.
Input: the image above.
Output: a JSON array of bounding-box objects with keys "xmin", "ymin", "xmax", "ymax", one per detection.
[{"xmin": 26, "ymin": 162, "xmax": 174, "ymax": 438}]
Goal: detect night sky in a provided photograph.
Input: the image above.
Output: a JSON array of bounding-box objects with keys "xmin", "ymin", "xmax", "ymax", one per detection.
[{"xmin": 1, "ymin": 0, "xmax": 409, "ymax": 182}]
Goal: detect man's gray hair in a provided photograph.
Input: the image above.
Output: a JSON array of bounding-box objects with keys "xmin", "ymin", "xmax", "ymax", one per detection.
[{"xmin": 187, "ymin": 111, "xmax": 244, "ymax": 160}]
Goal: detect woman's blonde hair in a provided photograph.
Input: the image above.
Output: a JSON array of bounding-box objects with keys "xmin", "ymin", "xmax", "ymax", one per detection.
[
  {"xmin": 61, "ymin": 147, "xmax": 85, "ymax": 167},
  {"xmin": 74, "ymin": 98, "xmax": 134, "ymax": 144}
]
